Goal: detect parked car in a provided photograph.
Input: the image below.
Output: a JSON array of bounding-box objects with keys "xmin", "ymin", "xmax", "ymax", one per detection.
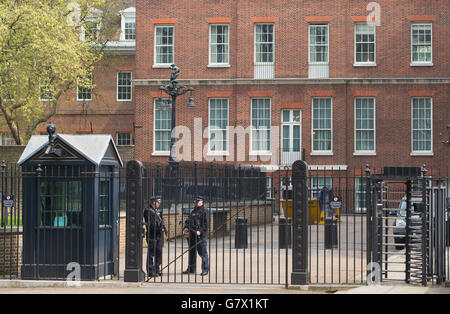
[{"xmin": 393, "ymin": 196, "xmax": 423, "ymax": 249}]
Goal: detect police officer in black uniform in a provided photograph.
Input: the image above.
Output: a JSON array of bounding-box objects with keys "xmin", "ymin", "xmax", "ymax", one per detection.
[
  {"xmin": 143, "ymin": 196, "xmax": 166, "ymax": 279},
  {"xmin": 183, "ymin": 196, "xmax": 210, "ymax": 276}
]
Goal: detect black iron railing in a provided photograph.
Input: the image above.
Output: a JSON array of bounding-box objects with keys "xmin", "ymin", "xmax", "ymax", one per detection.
[{"xmin": 0, "ymin": 161, "xmax": 448, "ymax": 286}]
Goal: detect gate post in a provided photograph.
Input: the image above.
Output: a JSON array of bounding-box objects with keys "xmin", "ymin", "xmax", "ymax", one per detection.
[
  {"xmin": 365, "ymin": 166, "xmax": 376, "ymax": 274},
  {"xmin": 124, "ymin": 160, "xmax": 145, "ymax": 282},
  {"xmin": 291, "ymin": 160, "xmax": 309, "ymax": 285}
]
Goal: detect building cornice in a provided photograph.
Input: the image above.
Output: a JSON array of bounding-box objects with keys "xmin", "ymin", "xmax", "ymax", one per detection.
[{"xmin": 134, "ymin": 77, "xmax": 450, "ymax": 86}]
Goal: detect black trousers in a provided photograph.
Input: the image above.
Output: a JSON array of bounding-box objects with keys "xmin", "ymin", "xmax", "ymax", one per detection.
[
  {"xmin": 147, "ymin": 238, "xmax": 163, "ymax": 275},
  {"xmin": 187, "ymin": 234, "xmax": 209, "ymax": 272}
]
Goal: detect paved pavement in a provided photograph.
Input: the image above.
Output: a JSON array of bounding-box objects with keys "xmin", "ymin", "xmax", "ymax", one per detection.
[
  {"xmin": 0, "ymin": 281, "xmax": 448, "ymax": 294},
  {"xmin": 336, "ymin": 284, "xmax": 450, "ymax": 294},
  {"xmin": 128, "ymin": 216, "xmax": 367, "ymax": 285},
  {"xmin": 0, "ymin": 282, "xmax": 322, "ymax": 294},
  {"xmin": 1, "ymin": 216, "xmax": 449, "ymax": 294}
]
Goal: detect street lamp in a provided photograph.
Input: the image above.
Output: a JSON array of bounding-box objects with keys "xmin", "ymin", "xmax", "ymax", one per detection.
[
  {"xmin": 158, "ymin": 64, "xmax": 195, "ymax": 163},
  {"xmin": 442, "ymin": 125, "xmax": 450, "ymax": 144}
]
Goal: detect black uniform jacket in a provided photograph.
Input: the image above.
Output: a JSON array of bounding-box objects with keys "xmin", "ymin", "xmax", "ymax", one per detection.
[
  {"xmin": 184, "ymin": 206, "xmax": 210, "ymax": 238},
  {"xmin": 144, "ymin": 206, "xmax": 164, "ymax": 240}
]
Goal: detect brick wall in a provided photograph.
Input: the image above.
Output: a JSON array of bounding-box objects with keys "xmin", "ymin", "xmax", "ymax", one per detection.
[
  {"xmin": 0, "ymin": 146, "xmax": 26, "ymax": 163},
  {"xmin": 117, "ymin": 146, "xmax": 135, "ymax": 163},
  {"xmin": 0, "ymin": 229, "xmax": 22, "ymax": 278},
  {"xmin": 136, "ymin": 0, "xmax": 448, "ymax": 80},
  {"xmin": 134, "ymin": 0, "xmax": 449, "ymax": 170},
  {"xmin": 119, "ymin": 214, "xmax": 127, "ymax": 253},
  {"xmin": 135, "ymin": 82, "xmax": 450, "ymax": 170}
]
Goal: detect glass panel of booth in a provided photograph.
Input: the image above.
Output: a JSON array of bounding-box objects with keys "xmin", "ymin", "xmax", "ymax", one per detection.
[
  {"xmin": 40, "ymin": 181, "xmax": 82, "ymax": 228},
  {"xmin": 99, "ymin": 179, "xmax": 111, "ymax": 228}
]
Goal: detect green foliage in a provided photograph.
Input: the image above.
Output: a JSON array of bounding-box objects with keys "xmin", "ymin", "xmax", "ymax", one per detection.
[
  {"xmin": 0, "ymin": 216, "xmax": 22, "ymax": 227},
  {"xmin": 0, "ymin": 0, "xmax": 120, "ymax": 144}
]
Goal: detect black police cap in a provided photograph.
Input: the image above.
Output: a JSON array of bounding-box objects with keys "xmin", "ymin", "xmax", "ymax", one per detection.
[
  {"xmin": 150, "ymin": 196, "xmax": 161, "ymax": 203},
  {"xmin": 194, "ymin": 196, "xmax": 204, "ymax": 203}
]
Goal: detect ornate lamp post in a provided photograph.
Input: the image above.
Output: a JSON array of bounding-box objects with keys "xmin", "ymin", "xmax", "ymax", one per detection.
[{"xmin": 157, "ymin": 64, "xmax": 195, "ymax": 163}]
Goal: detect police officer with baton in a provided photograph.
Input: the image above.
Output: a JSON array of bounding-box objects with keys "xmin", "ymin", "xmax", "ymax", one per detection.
[
  {"xmin": 143, "ymin": 196, "xmax": 167, "ymax": 279},
  {"xmin": 183, "ymin": 196, "xmax": 210, "ymax": 276}
]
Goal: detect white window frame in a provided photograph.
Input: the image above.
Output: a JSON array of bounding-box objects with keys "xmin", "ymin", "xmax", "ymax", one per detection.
[
  {"xmin": 308, "ymin": 24, "xmax": 329, "ymax": 65},
  {"xmin": 411, "ymin": 97, "xmax": 433, "ymax": 156},
  {"xmin": 281, "ymin": 109, "xmax": 302, "ymax": 153},
  {"xmin": 0, "ymin": 133, "xmax": 16, "ymax": 146},
  {"xmin": 119, "ymin": 7, "xmax": 136, "ymax": 41},
  {"xmin": 80, "ymin": 21, "xmax": 101, "ymax": 42},
  {"xmin": 311, "ymin": 97, "xmax": 333, "ymax": 155},
  {"xmin": 116, "ymin": 132, "xmax": 132, "ymax": 146},
  {"xmin": 153, "ymin": 98, "xmax": 172, "ymax": 155},
  {"xmin": 39, "ymin": 77, "xmax": 53, "ymax": 102},
  {"xmin": 250, "ymin": 98, "xmax": 272, "ymax": 155},
  {"xmin": 208, "ymin": 98, "xmax": 229, "ymax": 155},
  {"xmin": 354, "ymin": 177, "xmax": 367, "ymax": 213},
  {"xmin": 254, "ymin": 23, "xmax": 275, "ymax": 65},
  {"xmin": 209, "ymin": 24, "xmax": 230, "ymax": 67},
  {"xmin": 116, "ymin": 72, "xmax": 132, "ymax": 102},
  {"xmin": 153, "ymin": 25, "xmax": 174, "ymax": 67},
  {"xmin": 79, "ymin": 8, "xmax": 102, "ymax": 41},
  {"xmin": 354, "ymin": 23, "xmax": 376, "ymax": 66},
  {"xmin": 266, "ymin": 177, "xmax": 272, "ymax": 198},
  {"xmin": 77, "ymin": 74, "xmax": 93, "ymax": 102},
  {"xmin": 123, "ymin": 18, "xmax": 136, "ymax": 41},
  {"xmin": 411, "ymin": 23, "xmax": 433, "ymax": 66},
  {"xmin": 354, "ymin": 97, "xmax": 376, "ymax": 155},
  {"xmin": 310, "ymin": 176, "xmax": 333, "ymax": 199}
]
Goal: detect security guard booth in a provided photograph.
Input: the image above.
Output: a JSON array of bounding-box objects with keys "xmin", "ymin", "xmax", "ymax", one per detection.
[{"xmin": 18, "ymin": 127, "xmax": 122, "ymax": 280}]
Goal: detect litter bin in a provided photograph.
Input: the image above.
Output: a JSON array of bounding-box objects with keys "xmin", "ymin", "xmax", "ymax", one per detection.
[
  {"xmin": 235, "ymin": 217, "xmax": 248, "ymax": 249},
  {"xmin": 279, "ymin": 217, "xmax": 292, "ymax": 249},
  {"xmin": 321, "ymin": 188, "xmax": 340, "ymax": 249},
  {"xmin": 324, "ymin": 219, "xmax": 338, "ymax": 249}
]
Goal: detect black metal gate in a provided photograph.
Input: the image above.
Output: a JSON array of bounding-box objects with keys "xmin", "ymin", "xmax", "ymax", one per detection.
[
  {"xmin": 0, "ymin": 162, "xmax": 22, "ymax": 280},
  {"xmin": 1, "ymin": 159, "xmax": 448, "ymax": 286},
  {"xmin": 124, "ymin": 162, "xmax": 449, "ymax": 287},
  {"xmin": 297, "ymin": 164, "xmax": 449, "ymax": 286},
  {"xmin": 124, "ymin": 161, "xmax": 293, "ymax": 285},
  {"xmin": 366, "ymin": 166, "xmax": 448, "ymax": 286}
]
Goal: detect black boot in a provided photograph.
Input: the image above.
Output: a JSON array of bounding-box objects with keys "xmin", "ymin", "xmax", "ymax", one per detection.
[
  {"xmin": 146, "ymin": 272, "xmax": 157, "ymax": 281},
  {"xmin": 182, "ymin": 268, "xmax": 195, "ymax": 274}
]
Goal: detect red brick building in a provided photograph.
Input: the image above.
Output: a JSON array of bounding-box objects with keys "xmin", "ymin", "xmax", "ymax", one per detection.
[
  {"xmin": 53, "ymin": 3, "xmax": 137, "ymax": 148},
  {"xmin": 1, "ymin": 0, "xmax": 448, "ymax": 173},
  {"xmin": 132, "ymin": 0, "xmax": 449, "ymax": 173},
  {"xmin": 0, "ymin": 1, "xmax": 138, "ymax": 150}
]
